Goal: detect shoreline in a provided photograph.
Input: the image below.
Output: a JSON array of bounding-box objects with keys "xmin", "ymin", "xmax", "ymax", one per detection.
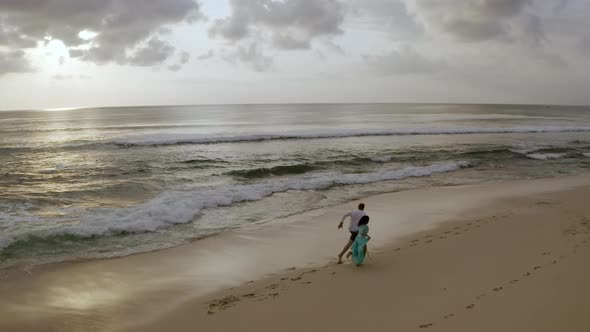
[{"xmin": 2, "ymin": 174, "xmax": 590, "ymax": 331}]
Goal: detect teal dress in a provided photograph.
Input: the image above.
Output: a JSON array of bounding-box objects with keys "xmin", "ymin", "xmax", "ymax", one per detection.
[{"xmin": 351, "ymin": 224, "xmax": 369, "ymax": 265}]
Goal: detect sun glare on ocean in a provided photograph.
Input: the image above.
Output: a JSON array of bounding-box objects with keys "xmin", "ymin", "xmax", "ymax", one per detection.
[{"xmin": 43, "ymin": 107, "xmax": 84, "ymax": 112}]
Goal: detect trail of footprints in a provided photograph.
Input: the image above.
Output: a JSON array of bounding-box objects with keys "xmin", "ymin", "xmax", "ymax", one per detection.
[
  {"xmin": 206, "ymin": 214, "xmax": 590, "ymax": 324},
  {"xmin": 417, "ymin": 215, "xmax": 590, "ymax": 329},
  {"xmin": 207, "ymin": 268, "xmax": 322, "ymax": 315},
  {"xmin": 392, "ymin": 214, "xmax": 501, "ymax": 253},
  {"xmin": 207, "ymin": 215, "xmax": 500, "ymax": 315}
]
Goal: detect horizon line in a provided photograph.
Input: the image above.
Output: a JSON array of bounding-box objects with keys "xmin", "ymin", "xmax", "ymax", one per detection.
[{"xmin": 1, "ymin": 101, "xmax": 589, "ymax": 112}]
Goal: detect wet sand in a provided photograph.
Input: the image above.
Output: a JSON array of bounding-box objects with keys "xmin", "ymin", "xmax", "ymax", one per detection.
[{"xmin": 2, "ymin": 175, "xmax": 590, "ymax": 331}]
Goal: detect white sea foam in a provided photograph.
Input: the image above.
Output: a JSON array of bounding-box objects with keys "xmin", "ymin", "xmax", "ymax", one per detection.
[
  {"xmin": 370, "ymin": 155, "xmax": 393, "ymax": 162},
  {"xmin": 2, "ymin": 161, "xmax": 473, "ymax": 242},
  {"xmin": 526, "ymin": 153, "xmax": 568, "ymax": 160},
  {"xmin": 113, "ymin": 126, "xmax": 590, "ymax": 146},
  {"xmin": 0, "ymin": 237, "xmax": 15, "ymax": 251},
  {"xmin": 509, "ymin": 143, "xmax": 542, "ymax": 154}
]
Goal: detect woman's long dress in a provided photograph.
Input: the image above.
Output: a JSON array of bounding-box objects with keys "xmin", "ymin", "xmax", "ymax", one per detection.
[{"xmin": 351, "ymin": 224, "xmax": 369, "ymax": 265}]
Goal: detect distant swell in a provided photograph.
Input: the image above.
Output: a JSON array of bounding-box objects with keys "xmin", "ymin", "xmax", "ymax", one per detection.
[
  {"xmin": 113, "ymin": 126, "xmax": 590, "ymax": 146},
  {"xmin": 0, "ymin": 161, "xmax": 473, "ymax": 253}
]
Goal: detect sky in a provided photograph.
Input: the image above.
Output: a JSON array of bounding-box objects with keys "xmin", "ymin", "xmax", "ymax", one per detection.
[{"xmin": 0, "ymin": 0, "xmax": 589, "ymax": 110}]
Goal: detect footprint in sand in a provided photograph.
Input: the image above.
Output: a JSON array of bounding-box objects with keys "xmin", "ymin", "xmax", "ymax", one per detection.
[
  {"xmin": 208, "ymin": 295, "xmax": 241, "ymax": 312},
  {"xmin": 439, "ymin": 236, "xmax": 447, "ymax": 239},
  {"xmin": 426, "ymin": 240, "xmax": 433, "ymax": 243},
  {"xmin": 444, "ymin": 231, "xmax": 452, "ymax": 234},
  {"xmin": 533, "ymin": 266, "xmax": 542, "ymax": 270},
  {"xmin": 510, "ymin": 279, "xmax": 519, "ymax": 284},
  {"xmin": 523, "ymin": 272, "xmax": 531, "ymax": 277},
  {"xmin": 291, "ymin": 277, "xmax": 302, "ymax": 281},
  {"xmin": 419, "ymin": 323, "xmax": 433, "ymax": 328},
  {"xmin": 242, "ymin": 293, "xmax": 256, "ymax": 298},
  {"xmin": 454, "ymin": 232, "xmax": 461, "ymax": 235},
  {"xmin": 394, "ymin": 248, "xmax": 401, "ymax": 252},
  {"xmin": 280, "ymin": 277, "xmax": 289, "ymax": 281},
  {"xmin": 443, "ymin": 314, "xmax": 455, "ymax": 320},
  {"xmin": 412, "ymin": 240, "xmax": 419, "ymax": 243},
  {"xmin": 410, "ymin": 244, "xmax": 417, "ymax": 247},
  {"xmin": 424, "ymin": 235, "xmax": 433, "ymax": 238},
  {"xmin": 267, "ymin": 284, "xmax": 279, "ymax": 290},
  {"xmin": 492, "ymin": 287, "xmax": 503, "ymax": 292},
  {"xmin": 303, "ymin": 281, "xmax": 312, "ymax": 284},
  {"xmin": 466, "ymin": 304, "xmax": 475, "ymax": 310},
  {"xmin": 552, "ymin": 260, "xmax": 558, "ymax": 264}
]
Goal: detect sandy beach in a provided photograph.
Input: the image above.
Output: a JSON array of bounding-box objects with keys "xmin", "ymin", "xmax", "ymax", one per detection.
[{"xmin": 2, "ymin": 175, "xmax": 590, "ymax": 332}]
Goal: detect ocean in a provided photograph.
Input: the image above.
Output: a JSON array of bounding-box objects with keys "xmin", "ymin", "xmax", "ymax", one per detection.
[{"xmin": 1, "ymin": 103, "xmax": 590, "ymax": 269}]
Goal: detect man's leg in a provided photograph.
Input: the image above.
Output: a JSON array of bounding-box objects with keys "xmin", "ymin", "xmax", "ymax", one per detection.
[{"xmin": 337, "ymin": 240, "xmax": 354, "ymax": 264}]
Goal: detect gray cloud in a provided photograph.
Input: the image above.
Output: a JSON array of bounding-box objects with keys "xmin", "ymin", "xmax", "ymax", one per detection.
[
  {"xmin": 0, "ymin": 0, "xmax": 203, "ymax": 70},
  {"xmin": 126, "ymin": 38, "xmax": 175, "ymax": 67},
  {"xmin": 402, "ymin": 0, "xmax": 535, "ymax": 43},
  {"xmin": 168, "ymin": 50, "xmax": 191, "ymax": 71},
  {"xmin": 365, "ymin": 46, "xmax": 446, "ymax": 75},
  {"xmin": 224, "ymin": 43, "xmax": 273, "ymax": 72},
  {"xmin": 210, "ymin": 0, "xmax": 345, "ymax": 50},
  {"xmin": 347, "ymin": 0, "xmax": 422, "ymax": 40},
  {"xmin": 197, "ymin": 50, "xmax": 215, "ymax": 61},
  {"xmin": 0, "ymin": 49, "xmax": 32, "ymax": 76}
]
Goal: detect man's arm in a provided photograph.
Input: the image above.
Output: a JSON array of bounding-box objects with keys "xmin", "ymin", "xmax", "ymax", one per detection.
[{"xmin": 338, "ymin": 211, "xmax": 352, "ymax": 229}]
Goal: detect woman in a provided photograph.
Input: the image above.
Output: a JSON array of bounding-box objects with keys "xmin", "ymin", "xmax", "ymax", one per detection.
[{"xmin": 347, "ymin": 215, "xmax": 371, "ymax": 266}]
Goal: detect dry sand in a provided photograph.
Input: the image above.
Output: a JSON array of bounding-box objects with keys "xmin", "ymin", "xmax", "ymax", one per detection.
[{"xmin": 2, "ymin": 175, "xmax": 590, "ymax": 332}]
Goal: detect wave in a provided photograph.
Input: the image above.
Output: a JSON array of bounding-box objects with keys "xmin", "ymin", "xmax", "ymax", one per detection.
[
  {"xmin": 112, "ymin": 126, "xmax": 590, "ymax": 146},
  {"xmin": 0, "ymin": 161, "xmax": 473, "ymax": 252},
  {"xmin": 459, "ymin": 148, "xmax": 527, "ymax": 159},
  {"xmin": 227, "ymin": 164, "xmax": 318, "ymax": 178},
  {"xmin": 526, "ymin": 153, "xmax": 570, "ymax": 160}
]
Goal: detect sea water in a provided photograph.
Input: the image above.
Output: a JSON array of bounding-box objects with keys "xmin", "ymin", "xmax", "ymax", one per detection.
[{"xmin": 1, "ymin": 103, "xmax": 590, "ymax": 268}]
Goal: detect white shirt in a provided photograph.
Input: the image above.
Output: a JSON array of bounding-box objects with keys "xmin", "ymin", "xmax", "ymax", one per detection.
[{"xmin": 342, "ymin": 209, "xmax": 366, "ymax": 232}]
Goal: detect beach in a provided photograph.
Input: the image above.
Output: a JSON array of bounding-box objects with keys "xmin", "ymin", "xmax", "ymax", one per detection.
[{"xmin": 2, "ymin": 175, "xmax": 590, "ymax": 331}]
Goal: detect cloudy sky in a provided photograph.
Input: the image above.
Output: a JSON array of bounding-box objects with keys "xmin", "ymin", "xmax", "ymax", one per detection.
[{"xmin": 1, "ymin": 0, "xmax": 589, "ymax": 110}]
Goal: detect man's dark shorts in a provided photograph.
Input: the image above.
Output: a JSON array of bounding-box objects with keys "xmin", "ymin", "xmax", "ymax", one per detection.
[{"xmin": 349, "ymin": 231, "xmax": 359, "ymax": 241}]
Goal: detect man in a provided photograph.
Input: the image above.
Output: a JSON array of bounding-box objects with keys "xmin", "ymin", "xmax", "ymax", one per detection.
[{"xmin": 337, "ymin": 203, "xmax": 366, "ymax": 264}]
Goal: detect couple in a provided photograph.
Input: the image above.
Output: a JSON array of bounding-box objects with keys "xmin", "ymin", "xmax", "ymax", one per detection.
[{"xmin": 337, "ymin": 203, "xmax": 371, "ymax": 266}]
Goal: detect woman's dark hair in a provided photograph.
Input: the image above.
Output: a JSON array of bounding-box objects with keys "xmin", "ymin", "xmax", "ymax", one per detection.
[{"xmin": 358, "ymin": 215, "xmax": 370, "ymax": 226}]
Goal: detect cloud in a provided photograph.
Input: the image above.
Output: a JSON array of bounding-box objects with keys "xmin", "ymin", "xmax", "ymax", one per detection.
[
  {"xmin": 0, "ymin": 49, "xmax": 32, "ymax": 76},
  {"xmin": 125, "ymin": 38, "xmax": 175, "ymax": 67},
  {"xmin": 347, "ymin": 0, "xmax": 422, "ymax": 39},
  {"xmin": 402, "ymin": 0, "xmax": 536, "ymax": 43},
  {"xmin": 53, "ymin": 74, "xmax": 90, "ymax": 80},
  {"xmin": 210, "ymin": 0, "xmax": 345, "ymax": 50},
  {"xmin": 225, "ymin": 42, "xmax": 273, "ymax": 72},
  {"xmin": 197, "ymin": 49, "xmax": 215, "ymax": 61},
  {"xmin": 168, "ymin": 50, "xmax": 191, "ymax": 71},
  {"xmin": 364, "ymin": 46, "xmax": 446, "ymax": 75},
  {"xmin": 0, "ymin": 0, "xmax": 203, "ymax": 69}
]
